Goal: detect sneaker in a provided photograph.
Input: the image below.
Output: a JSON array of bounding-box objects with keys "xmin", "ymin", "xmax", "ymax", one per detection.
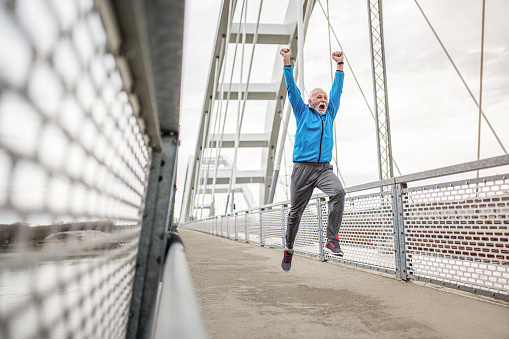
[
  {"xmin": 325, "ymin": 236, "xmax": 344, "ymax": 256},
  {"xmin": 281, "ymin": 250, "xmax": 294, "ymax": 271}
]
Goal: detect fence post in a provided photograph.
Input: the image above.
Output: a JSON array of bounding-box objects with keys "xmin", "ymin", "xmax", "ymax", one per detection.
[
  {"xmin": 234, "ymin": 213, "xmax": 238, "ymax": 240},
  {"xmin": 392, "ymin": 183, "xmax": 408, "ymax": 280},
  {"xmin": 127, "ymin": 134, "xmax": 178, "ymax": 339},
  {"xmin": 220, "ymin": 216, "xmax": 223, "ymax": 237},
  {"xmin": 317, "ymin": 198, "xmax": 325, "ymax": 261},
  {"xmin": 245, "ymin": 211, "xmax": 249, "ymax": 243},
  {"xmin": 259, "ymin": 209, "xmax": 263, "ymax": 246},
  {"xmin": 281, "ymin": 205, "xmax": 287, "ymax": 249},
  {"xmin": 226, "ymin": 214, "xmax": 229, "ymax": 239}
]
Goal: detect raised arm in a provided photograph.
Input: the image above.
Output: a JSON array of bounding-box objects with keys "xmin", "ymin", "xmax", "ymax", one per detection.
[
  {"xmin": 329, "ymin": 51, "xmax": 345, "ymax": 119},
  {"xmin": 280, "ymin": 48, "xmax": 307, "ymax": 118}
]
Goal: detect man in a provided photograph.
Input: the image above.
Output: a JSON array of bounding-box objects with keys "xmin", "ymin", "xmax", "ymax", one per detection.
[{"xmin": 280, "ymin": 47, "xmax": 346, "ymax": 271}]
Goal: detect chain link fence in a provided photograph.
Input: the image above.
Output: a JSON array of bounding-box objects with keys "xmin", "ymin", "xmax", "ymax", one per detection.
[
  {"xmin": 184, "ymin": 157, "xmax": 509, "ymax": 301},
  {"xmin": 0, "ymin": 0, "xmax": 154, "ymax": 337}
]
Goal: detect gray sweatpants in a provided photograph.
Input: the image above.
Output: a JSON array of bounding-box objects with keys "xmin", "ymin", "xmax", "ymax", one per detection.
[{"xmin": 286, "ymin": 162, "xmax": 345, "ymax": 249}]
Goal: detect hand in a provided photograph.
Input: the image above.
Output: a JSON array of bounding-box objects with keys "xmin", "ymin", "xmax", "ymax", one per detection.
[
  {"xmin": 332, "ymin": 51, "xmax": 344, "ymax": 63},
  {"xmin": 280, "ymin": 48, "xmax": 292, "ymax": 66}
]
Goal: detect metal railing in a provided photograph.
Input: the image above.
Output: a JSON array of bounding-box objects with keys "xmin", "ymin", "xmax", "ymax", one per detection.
[
  {"xmin": 151, "ymin": 234, "xmax": 206, "ymax": 339},
  {"xmin": 183, "ymin": 154, "xmax": 509, "ymax": 301}
]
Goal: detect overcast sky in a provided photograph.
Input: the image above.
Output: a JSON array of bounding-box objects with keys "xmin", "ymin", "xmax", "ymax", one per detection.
[{"xmin": 177, "ymin": 0, "xmax": 509, "ymax": 219}]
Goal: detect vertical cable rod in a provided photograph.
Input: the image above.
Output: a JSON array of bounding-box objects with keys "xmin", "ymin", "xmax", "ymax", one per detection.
[
  {"xmin": 226, "ymin": 0, "xmax": 250, "ymax": 212},
  {"xmin": 209, "ymin": 0, "xmax": 247, "ymax": 215},
  {"xmin": 477, "ymin": 0, "xmax": 486, "ymax": 178}
]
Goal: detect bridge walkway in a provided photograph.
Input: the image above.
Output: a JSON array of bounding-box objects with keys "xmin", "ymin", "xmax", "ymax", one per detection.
[{"xmin": 179, "ymin": 229, "xmax": 509, "ymax": 339}]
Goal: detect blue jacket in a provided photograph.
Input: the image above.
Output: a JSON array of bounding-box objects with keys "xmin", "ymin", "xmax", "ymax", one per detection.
[{"xmin": 284, "ymin": 65, "xmax": 344, "ymax": 163}]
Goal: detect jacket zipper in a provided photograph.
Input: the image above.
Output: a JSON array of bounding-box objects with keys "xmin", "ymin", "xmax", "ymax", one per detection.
[{"xmin": 317, "ymin": 116, "xmax": 324, "ymax": 163}]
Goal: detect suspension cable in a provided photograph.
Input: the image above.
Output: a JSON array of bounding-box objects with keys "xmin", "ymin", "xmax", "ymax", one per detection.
[
  {"xmin": 226, "ymin": 0, "xmax": 258, "ymax": 213},
  {"xmin": 414, "ymin": 0, "xmax": 507, "ymax": 155},
  {"xmin": 325, "ymin": 0, "xmax": 341, "ymax": 179},
  {"xmin": 316, "ymin": 0, "xmax": 402, "ymax": 176},
  {"xmin": 209, "ymin": 0, "xmax": 247, "ymax": 215}
]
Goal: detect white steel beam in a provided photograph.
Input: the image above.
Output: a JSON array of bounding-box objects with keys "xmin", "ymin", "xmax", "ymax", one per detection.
[
  {"xmin": 207, "ymin": 133, "xmax": 270, "ymax": 148},
  {"xmin": 200, "ymin": 170, "xmax": 266, "ymax": 185},
  {"xmin": 216, "ymin": 82, "xmax": 279, "ymax": 100},
  {"xmin": 229, "ymin": 23, "xmax": 293, "ymax": 44}
]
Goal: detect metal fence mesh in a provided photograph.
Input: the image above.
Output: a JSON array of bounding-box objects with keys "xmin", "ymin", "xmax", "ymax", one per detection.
[
  {"xmin": 292, "ymin": 200, "xmax": 320, "ymax": 256},
  {"xmin": 260, "ymin": 207, "xmax": 284, "ymax": 249},
  {"xmin": 403, "ymin": 175, "xmax": 509, "ymax": 298},
  {"xmin": 330, "ymin": 192, "xmax": 395, "ymax": 271},
  {"xmin": 0, "ymin": 0, "xmax": 150, "ymax": 337},
  {"xmin": 183, "ymin": 171, "xmax": 509, "ymax": 301}
]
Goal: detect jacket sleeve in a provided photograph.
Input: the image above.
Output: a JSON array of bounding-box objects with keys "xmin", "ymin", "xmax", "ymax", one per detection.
[
  {"xmin": 328, "ymin": 70, "xmax": 344, "ymax": 120},
  {"xmin": 284, "ymin": 66, "xmax": 307, "ymax": 119}
]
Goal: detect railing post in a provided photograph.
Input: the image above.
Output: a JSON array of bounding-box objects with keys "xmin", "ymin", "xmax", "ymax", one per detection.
[
  {"xmin": 127, "ymin": 135, "xmax": 178, "ymax": 339},
  {"xmin": 259, "ymin": 209, "xmax": 263, "ymax": 246},
  {"xmin": 245, "ymin": 211, "xmax": 249, "ymax": 243},
  {"xmin": 317, "ymin": 198, "xmax": 325, "ymax": 261},
  {"xmin": 234, "ymin": 213, "xmax": 238, "ymax": 240},
  {"xmin": 281, "ymin": 205, "xmax": 287, "ymax": 249},
  {"xmin": 392, "ymin": 183, "xmax": 408, "ymax": 280},
  {"xmin": 226, "ymin": 214, "xmax": 229, "ymax": 239}
]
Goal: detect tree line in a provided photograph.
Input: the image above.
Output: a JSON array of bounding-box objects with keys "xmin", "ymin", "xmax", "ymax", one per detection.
[{"xmin": 0, "ymin": 220, "xmax": 117, "ymax": 247}]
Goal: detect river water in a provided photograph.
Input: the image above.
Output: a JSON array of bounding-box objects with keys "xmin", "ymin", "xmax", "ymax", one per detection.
[{"xmin": 0, "ymin": 255, "xmax": 132, "ymax": 338}]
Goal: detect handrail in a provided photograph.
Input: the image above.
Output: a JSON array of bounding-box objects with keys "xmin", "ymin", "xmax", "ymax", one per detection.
[
  {"xmin": 346, "ymin": 153, "xmax": 509, "ymax": 193},
  {"xmin": 188, "ymin": 154, "xmax": 509, "ymax": 220},
  {"xmin": 152, "ymin": 235, "xmax": 207, "ymax": 339}
]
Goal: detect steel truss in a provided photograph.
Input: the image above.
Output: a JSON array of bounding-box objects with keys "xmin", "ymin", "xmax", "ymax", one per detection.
[{"xmin": 181, "ymin": 0, "xmax": 316, "ymax": 221}]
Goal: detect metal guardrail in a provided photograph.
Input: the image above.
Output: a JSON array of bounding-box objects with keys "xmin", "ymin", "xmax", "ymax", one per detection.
[
  {"xmin": 183, "ymin": 154, "xmax": 509, "ymax": 301},
  {"xmin": 152, "ymin": 235, "xmax": 206, "ymax": 339}
]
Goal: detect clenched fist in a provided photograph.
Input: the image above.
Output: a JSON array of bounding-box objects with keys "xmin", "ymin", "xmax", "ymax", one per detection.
[
  {"xmin": 280, "ymin": 48, "xmax": 292, "ymax": 66},
  {"xmin": 332, "ymin": 51, "xmax": 344, "ymax": 63}
]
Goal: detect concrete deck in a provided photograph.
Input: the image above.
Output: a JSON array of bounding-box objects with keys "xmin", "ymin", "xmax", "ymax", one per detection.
[{"xmin": 179, "ymin": 229, "xmax": 509, "ymax": 339}]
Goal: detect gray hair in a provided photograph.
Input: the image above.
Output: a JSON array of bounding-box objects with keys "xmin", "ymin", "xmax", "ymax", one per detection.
[{"xmin": 309, "ymin": 88, "xmax": 325, "ymax": 99}]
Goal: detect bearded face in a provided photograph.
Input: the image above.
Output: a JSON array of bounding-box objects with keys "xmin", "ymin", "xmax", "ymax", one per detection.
[{"xmin": 308, "ymin": 89, "xmax": 328, "ymax": 114}]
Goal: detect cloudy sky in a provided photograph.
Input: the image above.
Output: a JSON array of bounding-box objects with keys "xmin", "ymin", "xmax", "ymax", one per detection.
[{"xmin": 177, "ymin": 0, "xmax": 508, "ymax": 218}]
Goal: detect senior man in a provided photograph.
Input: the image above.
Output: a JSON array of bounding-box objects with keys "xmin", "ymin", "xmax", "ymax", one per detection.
[{"xmin": 280, "ymin": 48, "xmax": 346, "ymax": 271}]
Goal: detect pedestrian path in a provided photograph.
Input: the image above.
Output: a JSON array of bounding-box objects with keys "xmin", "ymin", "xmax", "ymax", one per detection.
[{"xmin": 179, "ymin": 229, "xmax": 509, "ymax": 339}]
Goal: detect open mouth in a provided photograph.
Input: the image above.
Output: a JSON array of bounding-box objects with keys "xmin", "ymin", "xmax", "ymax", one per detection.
[{"xmin": 318, "ymin": 103, "xmax": 326, "ymax": 110}]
